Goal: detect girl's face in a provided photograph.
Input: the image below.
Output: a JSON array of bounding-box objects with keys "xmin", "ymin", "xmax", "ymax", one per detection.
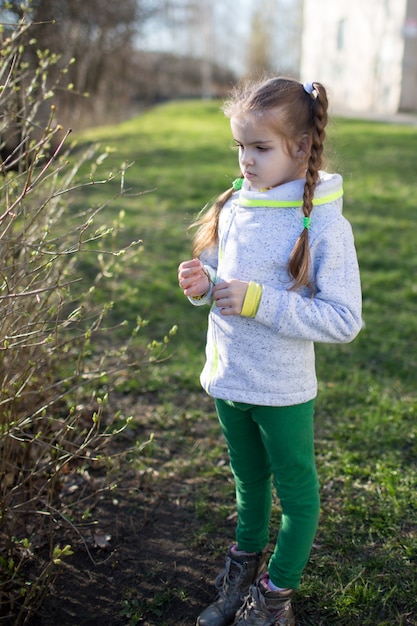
[{"xmin": 230, "ymin": 112, "xmax": 307, "ymax": 191}]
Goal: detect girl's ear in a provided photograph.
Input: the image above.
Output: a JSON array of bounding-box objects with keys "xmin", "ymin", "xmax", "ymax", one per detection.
[{"xmin": 295, "ymin": 134, "xmax": 311, "ymax": 159}]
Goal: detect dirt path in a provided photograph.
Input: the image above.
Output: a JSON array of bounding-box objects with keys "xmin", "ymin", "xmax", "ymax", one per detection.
[
  {"xmin": 28, "ymin": 392, "xmax": 228, "ymax": 626},
  {"xmin": 30, "ymin": 492, "xmax": 212, "ymax": 625}
]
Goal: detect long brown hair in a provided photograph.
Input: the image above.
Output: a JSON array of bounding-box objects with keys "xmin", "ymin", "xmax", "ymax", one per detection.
[{"xmin": 191, "ymin": 76, "xmax": 329, "ymax": 292}]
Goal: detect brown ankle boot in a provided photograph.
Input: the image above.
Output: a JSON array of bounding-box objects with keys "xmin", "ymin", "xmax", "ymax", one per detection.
[
  {"xmin": 232, "ymin": 574, "xmax": 295, "ymax": 626},
  {"xmin": 197, "ymin": 545, "xmax": 264, "ymax": 626}
]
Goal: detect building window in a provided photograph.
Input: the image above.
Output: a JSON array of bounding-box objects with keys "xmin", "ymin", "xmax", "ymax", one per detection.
[{"xmin": 337, "ymin": 19, "xmax": 346, "ymax": 50}]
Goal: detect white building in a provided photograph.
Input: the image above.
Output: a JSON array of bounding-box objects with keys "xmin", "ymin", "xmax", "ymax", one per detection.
[{"xmin": 300, "ymin": 0, "xmax": 417, "ymax": 114}]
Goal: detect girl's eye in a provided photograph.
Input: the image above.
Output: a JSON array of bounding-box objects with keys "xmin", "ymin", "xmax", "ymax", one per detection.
[{"xmin": 257, "ymin": 146, "xmax": 268, "ymax": 151}]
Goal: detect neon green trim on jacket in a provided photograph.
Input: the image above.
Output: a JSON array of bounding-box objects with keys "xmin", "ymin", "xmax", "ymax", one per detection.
[
  {"xmin": 204, "ymin": 337, "xmax": 219, "ymax": 394},
  {"xmin": 238, "ymin": 188, "xmax": 343, "ymax": 209},
  {"xmin": 241, "ymin": 281, "xmax": 263, "ymax": 318}
]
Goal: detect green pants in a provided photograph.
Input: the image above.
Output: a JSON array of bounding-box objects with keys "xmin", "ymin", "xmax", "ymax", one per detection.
[{"xmin": 215, "ymin": 398, "xmax": 320, "ymax": 590}]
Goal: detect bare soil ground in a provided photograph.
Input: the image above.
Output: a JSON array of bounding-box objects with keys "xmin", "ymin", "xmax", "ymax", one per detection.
[
  {"xmin": 29, "ymin": 491, "xmax": 214, "ymax": 625},
  {"xmin": 27, "ymin": 392, "xmax": 234, "ymax": 626}
]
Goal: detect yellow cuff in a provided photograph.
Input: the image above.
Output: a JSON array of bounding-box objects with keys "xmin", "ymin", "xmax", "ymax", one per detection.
[{"xmin": 241, "ymin": 282, "xmax": 263, "ymax": 318}]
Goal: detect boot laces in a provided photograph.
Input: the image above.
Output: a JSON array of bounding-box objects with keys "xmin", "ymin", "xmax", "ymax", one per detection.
[
  {"xmin": 235, "ymin": 585, "xmax": 292, "ymax": 626},
  {"xmin": 215, "ymin": 556, "xmax": 245, "ymax": 599}
]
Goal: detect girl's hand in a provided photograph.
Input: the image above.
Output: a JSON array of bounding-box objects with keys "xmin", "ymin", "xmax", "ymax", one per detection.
[
  {"xmin": 212, "ymin": 280, "xmax": 249, "ymax": 315},
  {"xmin": 178, "ymin": 259, "xmax": 211, "ymax": 298}
]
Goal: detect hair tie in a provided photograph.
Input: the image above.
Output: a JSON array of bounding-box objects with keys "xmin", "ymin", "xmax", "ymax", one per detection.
[
  {"xmin": 232, "ymin": 177, "xmax": 243, "ymax": 191},
  {"xmin": 303, "ymin": 82, "xmax": 318, "ymax": 100},
  {"xmin": 303, "ymin": 216, "xmax": 311, "ymax": 230}
]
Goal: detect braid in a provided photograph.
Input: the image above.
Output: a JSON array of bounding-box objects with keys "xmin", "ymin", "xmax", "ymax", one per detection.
[{"xmin": 288, "ymin": 82, "xmax": 328, "ymax": 294}]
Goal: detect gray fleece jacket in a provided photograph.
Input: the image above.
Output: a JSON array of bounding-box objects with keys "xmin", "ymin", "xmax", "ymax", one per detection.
[{"xmin": 190, "ymin": 172, "xmax": 362, "ymax": 406}]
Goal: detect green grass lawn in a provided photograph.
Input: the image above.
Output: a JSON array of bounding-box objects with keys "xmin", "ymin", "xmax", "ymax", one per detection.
[{"xmin": 75, "ymin": 101, "xmax": 417, "ymax": 625}]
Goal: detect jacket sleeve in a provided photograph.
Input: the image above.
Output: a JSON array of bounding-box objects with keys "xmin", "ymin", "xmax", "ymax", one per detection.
[
  {"xmin": 254, "ymin": 218, "xmax": 363, "ymax": 343},
  {"xmin": 187, "ymin": 246, "xmax": 218, "ymax": 307}
]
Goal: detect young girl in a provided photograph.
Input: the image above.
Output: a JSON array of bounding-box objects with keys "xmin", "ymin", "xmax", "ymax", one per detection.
[{"xmin": 178, "ymin": 77, "xmax": 362, "ymax": 626}]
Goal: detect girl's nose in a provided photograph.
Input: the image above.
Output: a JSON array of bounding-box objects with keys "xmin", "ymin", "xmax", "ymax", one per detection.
[{"xmin": 241, "ymin": 149, "xmax": 254, "ymax": 166}]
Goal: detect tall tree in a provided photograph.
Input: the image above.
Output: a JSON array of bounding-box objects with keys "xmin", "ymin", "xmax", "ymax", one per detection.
[
  {"xmin": 245, "ymin": 0, "xmax": 302, "ymax": 78},
  {"xmin": 245, "ymin": 0, "xmax": 277, "ymax": 77},
  {"xmin": 142, "ymin": 0, "xmax": 239, "ymax": 97},
  {"xmin": 5, "ymin": 0, "xmax": 155, "ymax": 127}
]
